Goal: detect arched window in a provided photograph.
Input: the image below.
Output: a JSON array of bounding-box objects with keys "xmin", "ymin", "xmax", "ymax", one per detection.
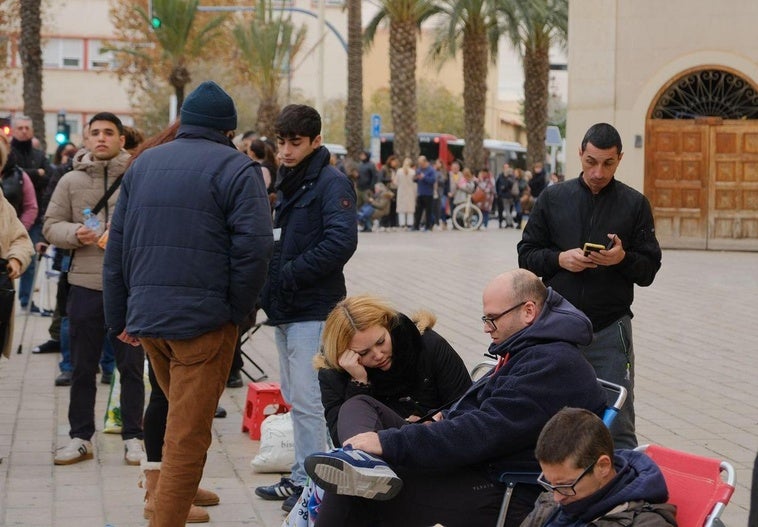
[{"xmin": 651, "ymin": 69, "xmax": 758, "ymax": 119}]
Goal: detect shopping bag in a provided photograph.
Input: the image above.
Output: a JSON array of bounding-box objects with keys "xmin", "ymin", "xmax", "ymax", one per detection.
[
  {"xmin": 251, "ymin": 412, "xmax": 295, "ymax": 472},
  {"xmin": 103, "ymin": 367, "xmax": 122, "ymax": 434}
]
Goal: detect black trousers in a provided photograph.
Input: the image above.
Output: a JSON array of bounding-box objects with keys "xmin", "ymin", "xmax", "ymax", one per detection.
[
  {"xmin": 316, "ymin": 395, "xmax": 540, "ymax": 527},
  {"xmin": 413, "ymin": 195, "xmax": 434, "ymax": 230},
  {"xmin": 67, "ymin": 285, "xmax": 145, "ymax": 440},
  {"xmin": 143, "ymin": 358, "xmax": 168, "ymax": 461}
]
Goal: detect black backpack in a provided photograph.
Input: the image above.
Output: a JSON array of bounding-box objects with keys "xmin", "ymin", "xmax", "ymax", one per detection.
[{"xmin": 0, "ymin": 165, "xmax": 25, "ymax": 217}]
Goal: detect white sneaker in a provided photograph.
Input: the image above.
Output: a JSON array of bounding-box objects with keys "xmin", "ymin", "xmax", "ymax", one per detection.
[
  {"xmin": 54, "ymin": 438, "xmax": 93, "ymax": 465},
  {"xmin": 124, "ymin": 438, "xmax": 146, "ymax": 466}
]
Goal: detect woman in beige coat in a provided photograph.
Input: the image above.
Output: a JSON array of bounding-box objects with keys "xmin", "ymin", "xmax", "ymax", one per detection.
[
  {"xmin": 394, "ymin": 157, "xmax": 417, "ymax": 229},
  {"xmin": 0, "ymin": 136, "xmax": 34, "ymax": 360}
]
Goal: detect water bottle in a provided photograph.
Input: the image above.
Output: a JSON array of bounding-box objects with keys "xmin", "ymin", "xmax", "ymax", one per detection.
[{"xmin": 82, "ymin": 208, "xmax": 102, "ymax": 234}]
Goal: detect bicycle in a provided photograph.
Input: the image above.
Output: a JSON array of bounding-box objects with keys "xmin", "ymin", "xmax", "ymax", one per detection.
[{"xmin": 451, "ymin": 195, "xmax": 483, "ymax": 231}]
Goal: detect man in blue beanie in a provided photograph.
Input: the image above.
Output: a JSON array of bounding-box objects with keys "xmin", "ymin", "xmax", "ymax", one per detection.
[{"xmin": 103, "ymin": 80, "xmax": 273, "ymax": 527}]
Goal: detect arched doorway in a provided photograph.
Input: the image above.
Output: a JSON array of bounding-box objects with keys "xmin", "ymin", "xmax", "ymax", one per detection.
[{"xmin": 645, "ymin": 68, "xmax": 758, "ymax": 250}]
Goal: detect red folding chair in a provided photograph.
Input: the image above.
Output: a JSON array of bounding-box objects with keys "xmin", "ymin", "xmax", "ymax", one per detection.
[{"xmin": 635, "ymin": 444, "xmax": 736, "ymax": 527}]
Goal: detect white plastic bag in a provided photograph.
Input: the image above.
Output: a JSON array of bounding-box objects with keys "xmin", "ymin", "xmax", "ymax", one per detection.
[{"xmin": 251, "ymin": 412, "xmax": 295, "ymax": 473}]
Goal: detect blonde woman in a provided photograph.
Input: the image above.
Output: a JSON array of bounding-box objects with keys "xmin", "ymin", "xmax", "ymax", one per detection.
[
  {"xmin": 315, "ymin": 294, "xmax": 471, "ymax": 447},
  {"xmin": 0, "ymin": 136, "xmax": 34, "ymax": 360}
]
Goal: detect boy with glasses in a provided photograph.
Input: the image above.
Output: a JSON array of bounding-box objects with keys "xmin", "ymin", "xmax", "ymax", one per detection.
[{"xmin": 522, "ymin": 407, "xmax": 676, "ymax": 527}]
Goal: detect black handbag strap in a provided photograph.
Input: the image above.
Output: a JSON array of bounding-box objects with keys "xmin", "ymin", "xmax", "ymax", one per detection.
[{"xmin": 91, "ymin": 175, "xmax": 122, "ymax": 215}]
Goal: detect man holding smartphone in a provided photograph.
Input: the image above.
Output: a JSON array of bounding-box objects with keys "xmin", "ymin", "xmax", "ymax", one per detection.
[{"xmin": 517, "ymin": 122, "xmax": 662, "ymax": 450}]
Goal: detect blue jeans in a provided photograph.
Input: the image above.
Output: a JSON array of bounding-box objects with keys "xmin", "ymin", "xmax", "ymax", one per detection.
[
  {"xmin": 18, "ymin": 221, "xmax": 42, "ymax": 306},
  {"xmin": 59, "ymin": 316, "xmax": 71, "ymax": 372},
  {"xmin": 579, "ymin": 315, "xmax": 636, "ymax": 449},
  {"xmin": 275, "ymin": 321, "xmax": 327, "ymax": 485}
]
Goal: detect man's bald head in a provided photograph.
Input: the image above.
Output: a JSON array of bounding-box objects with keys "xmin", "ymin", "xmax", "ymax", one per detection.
[{"xmin": 482, "ymin": 270, "xmax": 547, "ymax": 344}]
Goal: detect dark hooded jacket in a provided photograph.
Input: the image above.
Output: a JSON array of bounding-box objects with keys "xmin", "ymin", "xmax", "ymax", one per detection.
[
  {"xmin": 520, "ymin": 450, "xmax": 677, "ymax": 527},
  {"xmin": 378, "ymin": 288, "xmax": 607, "ymax": 480},
  {"xmin": 260, "ymin": 146, "xmax": 357, "ymax": 325},
  {"xmin": 103, "ymin": 125, "xmax": 273, "ymax": 339},
  {"xmin": 318, "ymin": 313, "xmax": 472, "ymax": 446}
]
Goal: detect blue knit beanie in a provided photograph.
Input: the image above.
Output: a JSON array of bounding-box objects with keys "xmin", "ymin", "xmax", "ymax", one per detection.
[{"xmin": 181, "ymin": 81, "xmax": 237, "ymax": 131}]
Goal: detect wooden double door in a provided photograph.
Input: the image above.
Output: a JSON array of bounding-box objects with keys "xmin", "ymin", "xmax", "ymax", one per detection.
[{"xmin": 645, "ymin": 118, "xmax": 758, "ymax": 250}]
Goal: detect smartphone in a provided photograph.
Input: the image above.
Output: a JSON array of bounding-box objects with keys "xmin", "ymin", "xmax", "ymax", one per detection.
[
  {"xmin": 583, "ymin": 238, "xmax": 615, "ymax": 256},
  {"xmin": 583, "ymin": 242, "xmax": 606, "ymax": 257}
]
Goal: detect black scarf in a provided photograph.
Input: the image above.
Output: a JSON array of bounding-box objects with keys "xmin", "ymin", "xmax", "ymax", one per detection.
[
  {"xmin": 10, "ymin": 138, "xmax": 32, "ymax": 154},
  {"xmin": 276, "ymin": 150, "xmax": 318, "ymax": 198},
  {"xmin": 366, "ymin": 314, "xmax": 423, "ymax": 399}
]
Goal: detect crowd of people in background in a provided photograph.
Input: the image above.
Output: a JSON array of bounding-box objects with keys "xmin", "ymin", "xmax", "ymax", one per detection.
[{"xmin": 329, "ymin": 148, "xmax": 565, "ymax": 233}]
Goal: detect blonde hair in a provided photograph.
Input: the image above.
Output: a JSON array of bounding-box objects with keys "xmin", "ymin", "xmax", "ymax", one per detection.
[{"xmin": 314, "ymin": 295, "xmax": 436, "ymax": 371}]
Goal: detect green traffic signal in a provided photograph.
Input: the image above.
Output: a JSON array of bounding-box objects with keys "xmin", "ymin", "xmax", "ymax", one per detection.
[
  {"xmin": 55, "ymin": 123, "xmax": 70, "ymax": 145},
  {"xmin": 151, "ymin": 16, "xmax": 161, "ymax": 29}
]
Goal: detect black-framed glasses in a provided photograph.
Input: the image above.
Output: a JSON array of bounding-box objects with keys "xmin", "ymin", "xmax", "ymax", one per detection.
[
  {"xmin": 481, "ymin": 301, "xmax": 526, "ymax": 331},
  {"xmin": 537, "ymin": 460, "xmax": 597, "ymax": 496}
]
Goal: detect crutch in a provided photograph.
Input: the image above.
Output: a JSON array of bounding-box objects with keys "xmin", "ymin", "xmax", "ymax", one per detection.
[{"xmin": 16, "ymin": 252, "xmax": 44, "ymax": 354}]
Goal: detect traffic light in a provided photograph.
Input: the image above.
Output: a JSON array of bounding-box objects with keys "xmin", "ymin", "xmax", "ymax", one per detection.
[
  {"xmin": 55, "ymin": 111, "xmax": 70, "ymax": 145},
  {"xmin": 148, "ymin": 0, "xmax": 161, "ymax": 29},
  {"xmin": 0, "ymin": 116, "xmax": 10, "ymax": 137}
]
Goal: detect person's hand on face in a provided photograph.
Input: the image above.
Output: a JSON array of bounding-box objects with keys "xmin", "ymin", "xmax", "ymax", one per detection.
[{"xmin": 339, "ymin": 348, "xmax": 368, "ymax": 384}]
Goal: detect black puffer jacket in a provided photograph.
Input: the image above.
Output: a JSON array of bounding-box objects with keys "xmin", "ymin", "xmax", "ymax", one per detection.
[
  {"xmin": 517, "ymin": 176, "xmax": 661, "ymax": 331},
  {"xmin": 318, "ymin": 314, "xmax": 472, "ymax": 446}
]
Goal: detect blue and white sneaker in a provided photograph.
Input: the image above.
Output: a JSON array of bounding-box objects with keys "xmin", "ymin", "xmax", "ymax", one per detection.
[{"xmin": 304, "ymin": 447, "xmax": 403, "ymax": 501}]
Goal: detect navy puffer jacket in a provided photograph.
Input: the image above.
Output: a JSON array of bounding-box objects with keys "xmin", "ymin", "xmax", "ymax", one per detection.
[
  {"xmin": 103, "ymin": 125, "xmax": 273, "ymax": 339},
  {"xmin": 260, "ymin": 146, "xmax": 357, "ymax": 325}
]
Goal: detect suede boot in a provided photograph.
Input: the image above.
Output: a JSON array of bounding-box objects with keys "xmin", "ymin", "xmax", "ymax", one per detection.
[{"xmin": 139, "ymin": 461, "xmax": 211, "ymax": 523}]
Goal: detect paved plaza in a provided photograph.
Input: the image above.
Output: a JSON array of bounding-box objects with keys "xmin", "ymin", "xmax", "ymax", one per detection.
[{"xmin": 1, "ymin": 226, "xmax": 756, "ymax": 526}]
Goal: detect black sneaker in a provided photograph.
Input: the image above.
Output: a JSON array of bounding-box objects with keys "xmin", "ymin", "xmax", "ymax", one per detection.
[
  {"xmin": 29, "ymin": 302, "xmax": 53, "ymax": 316},
  {"xmin": 32, "ymin": 339, "xmax": 61, "ymax": 354},
  {"xmin": 55, "ymin": 371, "xmax": 73, "ymax": 386},
  {"xmin": 255, "ymin": 477, "xmax": 303, "ymax": 501},
  {"xmin": 281, "ymin": 493, "xmax": 299, "ymax": 512},
  {"xmin": 226, "ymin": 369, "xmax": 243, "ymax": 388},
  {"xmin": 101, "ymin": 372, "xmax": 113, "ymax": 385}
]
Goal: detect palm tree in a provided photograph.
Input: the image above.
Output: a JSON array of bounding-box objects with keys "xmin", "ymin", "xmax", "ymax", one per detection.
[
  {"xmin": 365, "ymin": 0, "xmax": 439, "ymax": 161},
  {"xmin": 344, "ymin": 0, "xmax": 363, "ymax": 161},
  {"xmin": 232, "ymin": 0, "xmax": 306, "ymax": 139},
  {"xmin": 430, "ymin": 0, "xmax": 500, "ymax": 170},
  {"xmin": 499, "ymin": 0, "xmax": 567, "ymax": 168},
  {"xmin": 111, "ymin": 0, "xmax": 226, "ymax": 116},
  {"xmin": 18, "ymin": 0, "xmax": 45, "ymax": 150}
]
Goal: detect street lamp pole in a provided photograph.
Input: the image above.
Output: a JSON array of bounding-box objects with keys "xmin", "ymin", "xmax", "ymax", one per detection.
[{"xmin": 316, "ymin": 0, "xmax": 325, "ymax": 118}]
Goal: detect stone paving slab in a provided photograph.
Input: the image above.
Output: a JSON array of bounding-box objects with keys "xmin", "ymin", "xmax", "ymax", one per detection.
[{"xmin": 0, "ymin": 226, "xmax": 755, "ymax": 526}]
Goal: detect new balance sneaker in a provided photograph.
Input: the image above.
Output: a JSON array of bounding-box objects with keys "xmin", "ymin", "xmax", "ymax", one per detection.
[
  {"xmin": 54, "ymin": 438, "xmax": 93, "ymax": 465},
  {"xmin": 124, "ymin": 438, "xmax": 146, "ymax": 466},
  {"xmin": 254, "ymin": 477, "xmax": 303, "ymax": 501},
  {"xmin": 304, "ymin": 447, "xmax": 403, "ymax": 501}
]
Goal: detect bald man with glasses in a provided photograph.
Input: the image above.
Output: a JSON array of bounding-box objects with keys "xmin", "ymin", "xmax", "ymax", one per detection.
[
  {"xmin": 302, "ymin": 269, "xmax": 608, "ymax": 527},
  {"xmin": 521, "ymin": 407, "xmax": 676, "ymax": 527}
]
